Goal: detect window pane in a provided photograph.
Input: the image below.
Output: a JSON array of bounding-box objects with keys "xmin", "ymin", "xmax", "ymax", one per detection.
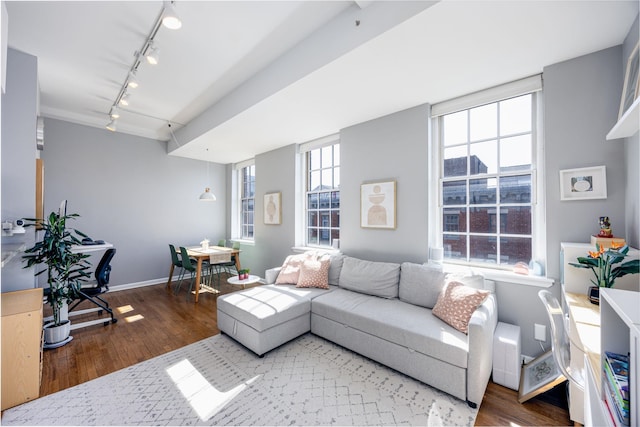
[
  {"xmin": 310, "ymin": 150, "xmax": 320, "ymax": 170},
  {"xmin": 319, "ymin": 211, "xmax": 330, "ymax": 227},
  {"xmin": 331, "ymin": 191, "xmax": 340, "ymax": 209},
  {"xmin": 500, "ymin": 175, "xmax": 531, "ymax": 203},
  {"xmin": 444, "ymin": 234, "xmax": 466, "ymax": 260},
  {"xmin": 443, "ymin": 146, "xmax": 467, "ymax": 177},
  {"xmin": 443, "ymin": 111, "xmax": 467, "ymax": 146},
  {"xmin": 443, "ymin": 180, "xmax": 467, "ymax": 205},
  {"xmin": 307, "ymin": 193, "xmax": 318, "ymax": 209},
  {"xmin": 333, "ymin": 166, "xmax": 340, "ymax": 189},
  {"xmin": 319, "ymin": 228, "xmax": 330, "ymax": 246},
  {"xmin": 308, "ymin": 229, "xmax": 318, "ymax": 245},
  {"xmin": 469, "ymin": 235, "xmax": 497, "ymax": 264},
  {"xmin": 443, "ymin": 208, "xmax": 466, "ymax": 232},
  {"xmin": 322, "ymin": 168, "xmax": 333, "ymax": 189},
  {"xmin": 469, "ymin": 140, "xmax": 496, "ymax": 174},
  {"xmin": 500, "ymin": 135, "xmax": 531, "ymax": 171},
  {"xmin": 308, "ymin": 211, "xmax": 318, "ymax": 227},
  {"xmin": 500, "ymin": 206, "xmax": 531, "ymax": 234},
  {"xmin": 470, "ymin": 103, "xmax": 497, "ymax": 141},
  {"xmin": 309, "ymin": 170, "xmax": 320, "ymax": 191},
  {"xmin": 321, "ymin": 146, "xmax": 333, "ymax": 169},
  {"xmin": 470, "ymin": 178, "xmax": 496, "ymax": 204},
  {"xmin": 500, "ymin": 236, "xmax": 532, "ymax": 265},
  {"xmin": 469, "ymin": 207, "xmax": 494, "ymax": 233},
  {"xmin": 500, "ymin": 94, "xmax": 531, "ymax": 135},
  {"xmin": 319, "ymin": 192, "xmax": 330, "ymax": 209},
  {"xmin": 332, "ymin": 210, "xmax": 340, "ymax": 228},
  {"xmin": 333, "ymin": 145, "xmax": 340, "ymax": 166}
]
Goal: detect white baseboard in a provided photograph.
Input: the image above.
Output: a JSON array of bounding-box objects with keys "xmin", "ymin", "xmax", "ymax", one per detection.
[{"xmin": 109, "ymin": 278, "xmax": 169, "ymax": 292}]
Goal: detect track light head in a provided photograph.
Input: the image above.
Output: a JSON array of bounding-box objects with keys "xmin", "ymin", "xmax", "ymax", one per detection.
[
  {"xmin": 106, "ymin": 119, "xmax": 117, "ymax": 132},
  {"xmin": 162, "ymin": 1, "xmax": 182, "ymax": 30},
  {"xmin": 109, "ymin": 105, "xmax": 120, "ymax": 119},
  {"xmin": 119, "ymin": 92, "xmax": 130, "ymax": 106},
  {"xmin": 146, "ymin": 45, "xmax": 160, "ymax": 65},
  {"xmin": 127, "ymin": 71, "xmax": 139, "ymax": 89}
]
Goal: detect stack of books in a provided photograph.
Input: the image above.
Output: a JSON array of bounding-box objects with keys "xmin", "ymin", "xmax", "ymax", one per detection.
[{"xmin": 603, "ymin": 351, "xmax": 630, "ymax": 426}]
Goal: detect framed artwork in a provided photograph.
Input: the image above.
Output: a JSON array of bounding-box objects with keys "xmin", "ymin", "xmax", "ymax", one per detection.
[
  {"xmin": 518, "ymin": 350, "xmax": 566, "ymax": 403},
  {"xmin": 361, "ymin": 180, "xmax": 396, "ymax": 229},
  {"xmin": 619, "ymin": 41, "xmax": 640, "ymax": 119},
  {"xmin": 559, "ymin": 166, "xmax": 607, "ymax": 201},
  {"xmin": 264, "ymin": 192, "xmax": 281, "ymax": 225}
]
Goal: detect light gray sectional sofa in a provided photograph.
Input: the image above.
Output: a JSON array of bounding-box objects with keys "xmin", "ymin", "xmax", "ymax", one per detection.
[{"xmin": 216, "ymin": 253, "xmax": 498, "ymax": 407}]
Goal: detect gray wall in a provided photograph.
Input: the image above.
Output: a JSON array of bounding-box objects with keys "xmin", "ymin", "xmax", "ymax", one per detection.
[
  {"xmin": 40, "ymin": 118, "xmax": 227, "ymax": 287},
  {"xmin": 1, "ymin": 48, "xmax": 38, "ymax": 292}
]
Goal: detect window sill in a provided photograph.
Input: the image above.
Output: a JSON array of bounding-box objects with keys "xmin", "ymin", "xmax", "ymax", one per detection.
[
  {"xmin": 442, "ymin": 263, "xmax": 554, "ymax": 288},
  {"xmin": 291, "ymin": 246, "xmax": 340, "ymax": 254},
  {"xmin": 230, "ymin": 239, "xmax": 255, "ymax": 246}
]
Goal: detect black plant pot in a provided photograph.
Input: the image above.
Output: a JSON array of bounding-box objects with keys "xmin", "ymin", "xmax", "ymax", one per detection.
[{"xmin": 588, "ymin": 286, "xmax": 600, "ymax": 305}]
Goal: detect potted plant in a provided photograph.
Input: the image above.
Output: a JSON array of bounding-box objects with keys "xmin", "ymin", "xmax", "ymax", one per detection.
[
  {"xmin": 22, "ymin": 211, "xmax": 92, "ymax": 346},
  {"xmin": 238, "ymin": 269, "xmax": 250, "ymax": 280},
  {"xmin": 569, "ymin": 242, "xmax": 639, "ymax": 304}
]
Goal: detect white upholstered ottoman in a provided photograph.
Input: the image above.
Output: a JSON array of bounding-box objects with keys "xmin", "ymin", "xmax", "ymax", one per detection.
[{"xmin": 217, "ymin": 284, "xmax": 333, "ymax": 356}]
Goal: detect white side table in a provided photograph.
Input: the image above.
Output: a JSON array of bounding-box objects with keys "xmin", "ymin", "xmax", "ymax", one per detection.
[{"xmin": 227, "ymin": 274, "xmax": 261, "ymax": 289}]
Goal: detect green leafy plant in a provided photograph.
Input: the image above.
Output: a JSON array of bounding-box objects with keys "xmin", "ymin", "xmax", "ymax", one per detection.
[
  {"xmin": 569, "ymin": 242, "xmax": 639, "ymax": 288},
  {"xmin": 22, "ymin": 211, "xmax": 92, "ymax": 326}
]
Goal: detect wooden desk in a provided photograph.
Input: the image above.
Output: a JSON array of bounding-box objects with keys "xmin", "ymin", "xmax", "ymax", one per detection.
[
  {"xmin": 167, "ymin": 246, "xmax": 241, "ymax": 303},
  {"xmin": 564, "ymin": 291, "xmax": 601, "ymax": 425}
]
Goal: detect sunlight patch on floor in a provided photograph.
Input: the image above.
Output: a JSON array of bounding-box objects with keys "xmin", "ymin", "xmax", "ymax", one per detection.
[
  {"xmin": 166, "ymin": 358, "xmax": 260, "ymax": 421},
  {"xmin": 116, "ymin": 304, "xmax": 134, "ymax": 314},
  {"xmin": 124, "ymin": 314, "xmax": 144, "ymax": 323}
]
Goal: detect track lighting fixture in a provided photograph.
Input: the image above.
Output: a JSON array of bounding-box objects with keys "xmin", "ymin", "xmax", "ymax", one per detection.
[
  {"xmin": 119, "ymin": 92, "xmax": 130, "ymax": 106},
  {"xmin": 105, "ymin": 1, "xmax": 181, "ymax": 131},
  {"xmin": 106, "ymin": 119, "xmax": 117, "ymax": 132},
  {"xmin": 162, "ymin": 1, "xmax": 182, "ymax": 30},
  {"xmin": 127, "ymin": 71, "xmax": 139, "ymax": 88},
  {"xmin": 146, "ymin": 44, "xmax": 160, "ymax": 65}
]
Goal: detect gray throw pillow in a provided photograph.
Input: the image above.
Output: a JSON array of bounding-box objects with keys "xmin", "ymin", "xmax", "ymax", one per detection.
[
  {"xmin": 398, "ymin": 262, "xmax": 446, "ymax": 309},
  {"xmin": 338, "ymin": 257, "xmax": 400, "ymax": 299}
]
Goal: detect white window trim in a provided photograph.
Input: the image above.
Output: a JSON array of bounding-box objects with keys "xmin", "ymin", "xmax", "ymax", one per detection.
[
  {"xmin": 428, "ymin": 76, "xmax": 547, "ymax": 274},
  {"xmin": 232, "ymin": 159, "xmax": 255, "ymax": 241}
]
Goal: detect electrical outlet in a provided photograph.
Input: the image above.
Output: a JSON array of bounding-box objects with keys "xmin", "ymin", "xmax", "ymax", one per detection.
[{"xmin": 534, "ymin": 323, "xmax": 546, "ymax": 341}]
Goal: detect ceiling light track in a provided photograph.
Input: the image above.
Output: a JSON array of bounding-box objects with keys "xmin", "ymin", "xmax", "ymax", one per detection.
[{"xmin": 106, "ymin": 1, "xmax": 182, "ymax": 132}]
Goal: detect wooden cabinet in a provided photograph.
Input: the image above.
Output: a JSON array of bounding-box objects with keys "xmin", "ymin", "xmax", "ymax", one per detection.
[{"xmin": 1, "ymin": 288, "xmax": 43, "ymax": 410}]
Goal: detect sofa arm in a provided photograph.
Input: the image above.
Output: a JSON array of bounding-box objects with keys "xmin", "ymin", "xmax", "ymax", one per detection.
[
  {"xmin": 466, "ymin": 292, "xmax": 498, "ymax": 406},
  {"xmin": 265, "ymin": 267, "xmax": 282, "ymax": 285}
]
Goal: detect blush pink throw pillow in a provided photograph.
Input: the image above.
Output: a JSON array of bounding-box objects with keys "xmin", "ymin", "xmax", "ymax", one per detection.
[
  {"xmin": 275, "ymin": 253, "xmax": 314, "ymax": 285},
  {"xmin": 432, "ymin": 281, "xmax": 490, "ymax": 334}
]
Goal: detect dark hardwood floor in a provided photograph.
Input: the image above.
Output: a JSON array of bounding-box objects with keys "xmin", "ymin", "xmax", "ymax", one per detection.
[{"xmin": 39, "ymin": 280, "xmax": 571, "ymax": 426}]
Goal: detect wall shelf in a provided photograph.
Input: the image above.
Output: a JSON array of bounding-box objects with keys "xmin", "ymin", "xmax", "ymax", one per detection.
[{"xmin": 606, "ymin": 97, "xmax": 639, "ymax": 140}]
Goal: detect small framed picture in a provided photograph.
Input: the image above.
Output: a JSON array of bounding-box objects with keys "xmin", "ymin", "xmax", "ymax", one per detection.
[
  {"xmin": 361, "ymin": 180, "xmax": 396, "ymax": 229},
  {"xmin": 518, "ymin": 351, "xmax": 566, "ymax": 403},
  {"xmin": 559, "ymin": 166, "xmax": 607, "ymax": 201},
  {"xmin": 264, "ymin": 192, "xmax": 281, "ymax": 225}
]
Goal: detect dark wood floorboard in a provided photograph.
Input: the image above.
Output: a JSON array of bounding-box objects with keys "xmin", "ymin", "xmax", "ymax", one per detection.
[{"xmin": 39, "ymin": 280, "xmax": 571, "ymax": 426}]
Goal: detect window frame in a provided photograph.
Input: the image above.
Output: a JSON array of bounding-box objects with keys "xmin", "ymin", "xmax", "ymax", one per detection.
[
  {"xmin": 232, "ymin": 159, "xmax": 255, "ymax": 242},
  {"xmin": 428, "ymin": 76, "xmax": 546, "ymax": 272}
]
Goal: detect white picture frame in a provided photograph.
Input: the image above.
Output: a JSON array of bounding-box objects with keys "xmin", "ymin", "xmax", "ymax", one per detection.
[
  {"xmin": 559, "ymin": 166, "xmax": 607, "ymax": 201},
  {"xmin": 518, "ymin": 350, "xmax": 566, "ymax": 403},
  {"xmin": 263, "ymin": 192, "xmax": 281, "ymax": 225},
  {"xmin": 360, "ymin": 180, "xmax": 396, "ymax": 229},
  {"xmin": 619, "ymin": 41, "xmax": 640, "ymax": 119}
]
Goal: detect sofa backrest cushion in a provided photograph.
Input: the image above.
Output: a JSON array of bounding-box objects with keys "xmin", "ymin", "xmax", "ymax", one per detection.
[
  {"xmin": 444, "ymin": 273, "xmax": 493, "ymax": 292},
  {"xmin": 398, "ymin": 262, "xmax": 446, "ymax": 309},
  {"xmin": 338, "ymin": 257, "xmax": 400, "ymax": 298},
  {"xmin": 328, "ymin": 253, "xmax": 345, "ymax": 286}
]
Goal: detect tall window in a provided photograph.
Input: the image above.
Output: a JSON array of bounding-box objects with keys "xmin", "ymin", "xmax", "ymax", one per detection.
[
  {"xmin": 306, "ymin": 143, "xmax": 340, "ymax": 247},
  {"xmin": 439, "ymin": 93, "xmax": 536, "ymax": 268},
  {"xmin": 240, "ymin": 164, "xmax": 255, "ymax": 240}
]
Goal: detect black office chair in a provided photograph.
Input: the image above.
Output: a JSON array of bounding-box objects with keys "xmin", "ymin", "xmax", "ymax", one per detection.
[{"xmin": 69, "ymin": 248, "xmax": 118, "ymax": 325}]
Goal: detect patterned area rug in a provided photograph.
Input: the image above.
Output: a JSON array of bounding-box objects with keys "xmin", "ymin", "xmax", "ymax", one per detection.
[{"xmin": 2, "ymin": 333, "xmax": 478, "ymax": 426}]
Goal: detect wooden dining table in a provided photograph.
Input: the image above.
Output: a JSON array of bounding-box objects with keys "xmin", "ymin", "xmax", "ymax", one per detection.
[{"xmin": 167, "ymin": 245, "xmax": 241, "ymax": 303}]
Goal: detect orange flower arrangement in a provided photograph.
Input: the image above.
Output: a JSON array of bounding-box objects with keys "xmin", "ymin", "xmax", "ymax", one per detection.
[{"xmin": 570, "ymin": 242, "xmax": 639, "ymax": 288}]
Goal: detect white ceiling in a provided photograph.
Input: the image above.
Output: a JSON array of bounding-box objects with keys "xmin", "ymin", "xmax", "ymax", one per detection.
[{"xmin": 5, "ymin": 0, "xmax": 638, "ymax": 164}]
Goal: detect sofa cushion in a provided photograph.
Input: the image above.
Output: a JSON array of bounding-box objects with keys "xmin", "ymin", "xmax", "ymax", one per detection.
[
  {"xmin": 338, "ymin": 257, "xmax": 400, "ymax": 299},
  {"xmin": 328, "ymin": 253, "xmax": 345, "ymax": 286},
  {"xmin": 217, "ymin": 284, "xmax": 331, "ymax": 332},
  {"xmin": 398, "ymin": 262, "xmax": 446, "ymax": 309},
  {"xmin": 297, "ymin": 254, "xmax": 330, "ymax": 289},
  {"xmin": 275, "ymin": 253, "xmax": 312, "ymax": 285},
  {"xmin": 312, "ymin": 288, "xmax": 469, "ymax": 368},
  {"xmin": 432, "ymin": 281, "xmax": 490, "ymax": 334}
]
